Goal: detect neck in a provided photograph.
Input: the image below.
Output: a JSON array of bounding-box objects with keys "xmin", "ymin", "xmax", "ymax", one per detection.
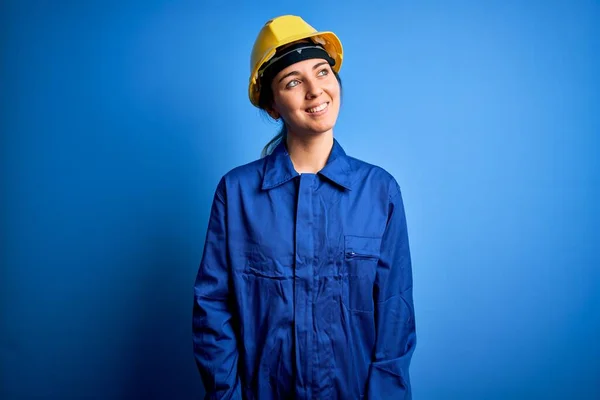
[{"xmin": 285, "ymin": 130, "xmax": 334, "ymax": 174}]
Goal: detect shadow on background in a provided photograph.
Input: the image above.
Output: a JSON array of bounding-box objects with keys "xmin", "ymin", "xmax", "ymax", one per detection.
[{"xmin": 0, "ymin": 2, "xmax": 237, "ymax": 397}]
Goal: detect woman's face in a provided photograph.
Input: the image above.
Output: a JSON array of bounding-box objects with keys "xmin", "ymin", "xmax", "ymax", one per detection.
[{"xmin": 269, "ymin": 58, "xmax": 340, "ymax": 137}]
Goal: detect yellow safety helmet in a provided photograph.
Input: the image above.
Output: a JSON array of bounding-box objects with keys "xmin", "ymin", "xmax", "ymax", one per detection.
[{"xmin": 248, "ymin": 15, "xmax": 343, "ymax": 107}]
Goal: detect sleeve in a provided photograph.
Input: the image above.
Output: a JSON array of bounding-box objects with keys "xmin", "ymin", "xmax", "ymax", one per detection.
[
  {"xmin": 192, "ymin": 176, "xmax": 242, "ymax": 400},
  {"xmin": 366, "ymin": 179, "xmax": 417, "ymax": 399}
]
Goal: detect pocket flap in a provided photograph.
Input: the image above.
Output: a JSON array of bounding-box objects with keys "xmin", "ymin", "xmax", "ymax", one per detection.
[{"xmin": 344, "ymin": 235, "xmax": 382, "ymax": 258}]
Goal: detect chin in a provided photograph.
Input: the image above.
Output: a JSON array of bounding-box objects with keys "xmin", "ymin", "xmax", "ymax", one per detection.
[
  {"xmin": 287, "ymin": 115, "xmax": 338, "ymax": 136},
  {"xmin": 307, "ymin": 116, "xmax": 337, "ymax": 133},
  {"xmin": 297, "ymin": 124, "xmax": 331, "ymax": 136},
  {"xmin": 315, "ymin": 121, "xmax": 336, "ymax": 133}
]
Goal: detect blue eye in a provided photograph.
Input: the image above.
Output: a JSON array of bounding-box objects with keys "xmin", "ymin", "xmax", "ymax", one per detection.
[
  {"xmin": 286, "ymin": 79, "xmax": 300, "ymax": 88},
  {"xmin": 318, "ymin": 68, "xmax": 329, "ymax": 76}
]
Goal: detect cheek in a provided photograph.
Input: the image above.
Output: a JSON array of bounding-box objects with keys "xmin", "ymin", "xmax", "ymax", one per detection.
[
  {"xmin": 327, "ymin": 82, "xmax": 341, "ymax": 103},
  {"xmin": 274, "ymin": 92, "xmax": 305, "ymax": 117},
  {"xmin": 325, "ymin": 81, "xmax": 341, "ymax": 101}
]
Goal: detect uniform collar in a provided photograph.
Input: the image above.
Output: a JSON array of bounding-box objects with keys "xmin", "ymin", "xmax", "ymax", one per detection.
[{"xmin": 261, "ymin": 137, "xmax": 353, "ymax": 191}]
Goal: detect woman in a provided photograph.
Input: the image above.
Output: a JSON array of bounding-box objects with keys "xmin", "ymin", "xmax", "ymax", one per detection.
[{"xmin": 193, "ymin": 15, "xmax": 416, "ymax": 400}]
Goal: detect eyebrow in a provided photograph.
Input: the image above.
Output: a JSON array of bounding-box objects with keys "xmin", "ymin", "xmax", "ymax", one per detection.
[{"xmin": 278, "ymin": 61, "xmax": 330, "ymax": 84}]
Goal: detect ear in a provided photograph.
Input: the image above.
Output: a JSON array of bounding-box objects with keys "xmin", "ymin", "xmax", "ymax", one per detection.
[{"xmin": 267, "ymin": 107, "xmax": 280, "ymax": 120}]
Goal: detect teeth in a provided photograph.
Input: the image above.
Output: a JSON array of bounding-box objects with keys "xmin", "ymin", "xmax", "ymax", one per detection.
[{"xmin": 307, "ymin": 103, "xmax": 328, "ymax": 113}]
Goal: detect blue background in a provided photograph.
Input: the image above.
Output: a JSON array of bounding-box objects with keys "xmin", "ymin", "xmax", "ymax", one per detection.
[{"xmin": 2, "ymin": 1, "xmax": 599, "ymax": 399}]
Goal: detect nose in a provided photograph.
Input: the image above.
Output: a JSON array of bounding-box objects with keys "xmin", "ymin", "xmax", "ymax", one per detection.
[{"xmin": 305, "ymin": 77, "xmax": 323, "ymax": 99}]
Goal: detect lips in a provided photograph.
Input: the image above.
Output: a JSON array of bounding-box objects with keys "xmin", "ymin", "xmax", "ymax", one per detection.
[{"xmin": 306, "ymin": 102, "xmax": 329, "ymax": 113}]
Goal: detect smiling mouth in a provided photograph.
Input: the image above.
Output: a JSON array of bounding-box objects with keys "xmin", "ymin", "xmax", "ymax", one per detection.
[{"xmin": 306, "ymin": 102, "xmax": 329, "ymax": 114}]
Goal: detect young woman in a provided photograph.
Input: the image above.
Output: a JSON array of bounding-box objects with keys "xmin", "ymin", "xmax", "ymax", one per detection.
[{"xmin": 193, "ymin": 15, "xmax": 416, "ymax": 400}]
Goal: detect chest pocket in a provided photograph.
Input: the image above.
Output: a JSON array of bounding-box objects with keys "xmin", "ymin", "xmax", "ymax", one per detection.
[{"xmin": 342, "ymin": 235, "xmax": 382, "ymax": 313}]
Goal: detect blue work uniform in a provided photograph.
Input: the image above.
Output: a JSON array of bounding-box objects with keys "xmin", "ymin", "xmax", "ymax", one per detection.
[{"xmin": 193, "ymin": 138, "xmax": 416, "ymax": 399}]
